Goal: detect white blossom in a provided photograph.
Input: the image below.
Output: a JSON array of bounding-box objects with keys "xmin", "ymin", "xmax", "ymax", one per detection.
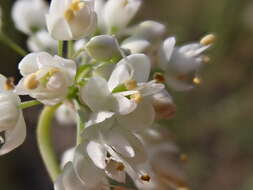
[
  {"xmin": 27, "ymin": 30, "xmax": 58, "ymax": 53},
  {"xmin": 121, "ymin": 38, "xmax": 151, "ymax": 54},
  {"xmin": 15, "ymin": 52, "xmax": 76, "ymax": 105},
  {"xmin": 86, "ymin": 35, "xmax": 121, "ymax": 61},
  {"xmin": 0, "ymin": 75, "xmax": 26, "ymax": 155},
  {"xmin": 160, "ymin": 37, "xmax": 212, "ymax": 91},
  {"xmin": 12, "ymin": 0, "xmax": 49, "ymax": 34},
  {"xmin": 46, "ymin": 0, "xmax": 97, "ymax": 40},
  {"xmin": 55, "ymin": 103, "xmax": 76, "ymax": 125},
  {"xmin": 103, "ymin": 0, "xmax": 142, "ymax": 34}
]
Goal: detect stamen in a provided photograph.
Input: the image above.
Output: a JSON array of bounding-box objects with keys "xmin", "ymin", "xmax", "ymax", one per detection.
[
  {"xmin": 64, "ymin": 9, "xmax": 75, "ymax": 22},
  {"xmin": 140, "ymin": 174, "xmax": 151, "ymax": 182},
  {"xmin": 130, "ymin": 92, "xmax": 142, "ymax": 103},
  {"xmin": 116, "ymin": 162, "xmax": 125, "ymax": 171},
  {"xmin": 125, "ymin": 80, "xmax": 137, "ymax": 90},
  {"xmin": 24, "ymin": 73, "xmax": 39, "ymax": 90},
  {"xmin": 202, "ymin": 55, "xmax": 211, "ymax": 64},
  {"xmin": 180, "ymin": 154, "xmax": 188, "ymax": 162},
  {"xmin": 4, "ymin": 77, "xmax": 15, "ymax": 90},
  {"xmin": 200, "ymin": 34, "xmax": 216, "ymax": 46},
  {"xmin": 154, "ymin": 72, "xmax": 165, "ymax": 83},
  {"xmin": 193, "ymin": 77, "xmax": 201, "ymax": 85}
]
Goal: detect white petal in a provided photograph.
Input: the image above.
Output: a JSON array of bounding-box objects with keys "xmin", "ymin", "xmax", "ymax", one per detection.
[
  {"xmin": 121, "ymin": 38, "xmax": 151, "ymax": 53},
  {"xmin": 81, "ymin": 76, "xmax": 113, "ymax": 112},
  {"xmin": 112, "ymin": 94, "xmax": 137, "ymax": 115},
  {"xmin": 163, "ymin": 37, "xmax": 176, "ymax": 61},
  {"xmin": 86, "ymin": 111, "xmax": 115, "ymax": 127},
  {"xmin": 86, "ymin": 141, "xmax": 107, "ymax": 169},
  {"xmin": 0, "ymin": 75, "xmax": 7, "ymax": 92},
  {"xmin": 117, "ymin": 99, "xmax": 155, "ymax": 132},
  {"xmin": 0, "ymin": 113, "xmax": 26, "ymax": 155},
  {"xmin": 18, "ymin": 52, "xmax": 40, "ymax": 76}
]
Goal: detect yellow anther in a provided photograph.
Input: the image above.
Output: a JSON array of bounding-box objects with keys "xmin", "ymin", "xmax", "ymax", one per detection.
[
  {"xmin": 180, "ymin": 154, "xmax": 188, "ymax": 162},
  {"xmin": 49, "ymin": 68, "xmax": 60, "ymax": 76},
  {"xmin": 130, "ymin": 92, "xmax": 142, "ymax": 104},
  {"xmin": 200, "ymin": 34, "xmax": 216, "ymax": 46},
  {"xmin": 70, "ymin": 0, "xmax": 85, "ymax": 11},
  {"xmin": 125, "ymin": 80, "xmax": 137, "ymax": 90},
  {"xmin": 123, "ymin": 0, "xmax": 129, "ymax": 7},
  {"xmin": 64, "ymin": 9, "xmax": 75, "ymax": 21},
  {"xmin": 4, "ymin": 77, "xmax": 15, "ymax": 91},
  {"xmin": 193, "ymin": 77, "xmax": 201, "ymax": 85},
  {"xmin": 116, "ymin": 162, "xmax": 125, "ymax": 171},
  {"xmin": 154, "ymin": 72, "xmax": 165, "ymax": 83},
  {"xmin": 24, "ymin": 73, "xmax": 39, "ymax": 90},
  {"xmin": 202, "ymin": 55, "xmax": 211, "ymax": 64},
  {"xmin": 140, "ymin": 174, "xmax": 151, "ymax": 182}
]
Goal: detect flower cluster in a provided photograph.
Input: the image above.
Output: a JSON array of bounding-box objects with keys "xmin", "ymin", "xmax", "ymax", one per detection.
[{"xmin": 0, "ymin": 0, "xmax": 215, "ymax": 189}]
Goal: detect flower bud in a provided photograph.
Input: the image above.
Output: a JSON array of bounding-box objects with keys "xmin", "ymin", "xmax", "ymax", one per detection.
[
  {"xmin": 46, "ymin": 0, "xmax": 97, "ymax": 40},
  {"xmin": 86, "ymin": 35, "xmax": 121, "ymax": 61},
  {"xmin": 12, "ymin": 0, "xmax": 48, "ymax": 34}
]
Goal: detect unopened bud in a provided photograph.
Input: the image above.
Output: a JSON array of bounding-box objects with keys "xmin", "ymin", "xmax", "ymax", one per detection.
[{"xmin": 86, "ymin": 35, "xmax": 121, "ymax": 61}]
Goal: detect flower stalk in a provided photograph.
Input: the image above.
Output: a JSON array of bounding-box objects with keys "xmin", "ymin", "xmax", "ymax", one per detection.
[
  {"xmin": 19, "ymin": 100, "xmax": 41, "ymax": 109},
  {"xmin": 37, "ymin": 104, "xmax": 61, "ymax": 181}
]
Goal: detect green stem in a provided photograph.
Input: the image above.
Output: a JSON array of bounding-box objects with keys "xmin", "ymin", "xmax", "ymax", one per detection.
[
  {"xmin": 67, "ymin": 40, "xmax": 74, "ymax": 58},
  {"xmin": 19, "ymin": 100, "xmax": 41, "ymax": 109},
  {"xmin": 58, "ymin": 41, "xmax": 64, "ymax": 57},
  {"xmin": 37, "ymin": 105, "xmax": 61, "ymax": 181},
  {"xmin": 0, "ymin": 33, "xmax": 27, "ymax": 56},
  {"xmin": 74, "ymin": 100, "xmax": 85, "ymax": 145}
]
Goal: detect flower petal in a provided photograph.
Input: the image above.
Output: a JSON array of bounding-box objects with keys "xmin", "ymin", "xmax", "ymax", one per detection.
[
  {"xmin": 112, "ymin": 94, "xmax": 137, "ymax": 115},
  {"xmin": 18, "ymin": 53, "xmax": 40, "ymax": 76}
]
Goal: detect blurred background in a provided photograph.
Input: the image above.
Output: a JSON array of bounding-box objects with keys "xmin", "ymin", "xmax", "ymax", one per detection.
[{"xmin": 0, "ymin": 0, "xmax": 253, "ymax": 189}]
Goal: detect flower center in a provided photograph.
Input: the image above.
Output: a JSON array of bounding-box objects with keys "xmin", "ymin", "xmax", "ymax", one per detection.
[
  {"xmin": 4, "ymin": 77, "xmax": 15, "ymax": 91},
  {"xmin": 130, "ymin": 92, "xmax": 142, "ymax": 103},
  {"xmin": 124, "ymin": 79, "xmax": 137, "ymax": 90},
  {"xmin": 64, "ymin": 0, "xmax": 86, "ymax": 22},
  {"xmin": 24, "ymin": 68, "xmax": 60, "ymax": 90},
  {"xmin": 116, "ymin": 162, "xmax": 125, "ymax": 171},
  {"xmin": 153, "ymin": 72, "xmax": 165, "ymax": 83}
]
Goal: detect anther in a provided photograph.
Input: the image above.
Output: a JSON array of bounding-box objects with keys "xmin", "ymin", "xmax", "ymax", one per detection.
[
  {"xmin": 130, "ymin": 92, "xmax": 142, "ymax": 103},
  {"xmin": 141, "ymin": 174, "xmax": 151, "ymax": 182},
  {"xmin": 64, "ymin": 9, "xmax": 75, "ymax": 21},
  {"xmin": 125, "ymin": 80, "xmax": 137, "ymax": 90},
  {"xmin": 200, "ymin": 34, "xmax": 216, "ymax": 46},
  {"xmin": 70, "ymin": 0, "xmax": 85, "ymax": 11},
  {"xmin": 180, "ymin": 154, "xmax": 188, "ymax": 163},
  {"xmin": 116, "ymin": 162, "xmax": 125, "ymax": 171},
  {"xmin": 193, "ymin": 77, "xmax": 201, "ymax": 85},
  {"xmin": 202, "ymin": 55, "xmax": 211, "ymax": 64},
  {"xmin": 154, "ymin": 72, "xmax": 165, "ymax": 83},
  {"xmin": 123, "ymin": 0, "xmax": 129, "ymax": 7},
  {"xmin": 24, "ymin": 73, "xmax": 39, "ymax": 90},
  {"xmin": 4, "ymin": 77, "xmax": 15, "ymax": 91}
]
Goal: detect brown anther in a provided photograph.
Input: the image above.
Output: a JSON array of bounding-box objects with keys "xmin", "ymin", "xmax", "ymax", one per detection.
[
  {"xmin": 141, "ymin": 174, "xmax": 150, "ymax": 182},
  {"xmin": 116, "ymin": 162, "xmax": 125, "ymax": 171},
  {"xmin": 154, "ymin": 72, "xmax": 165, "ymax": 83},
  {"xmin": 24, "ymin": 73, "xmax": 39, "ymax": 90},
  {"xmin": 125, "ymin": 80, "xmax": 137, "ymax": 90},
  {"xmin": 4, "ymin": 77, "xmax": 15, "ymax": 90},
  {"xmin": 200, "ymin": 34, "xmax": 216, "ymax": 46},
  {"xmin": 180, "ymin": 154, "xmax": 188, "ymax": 163}
]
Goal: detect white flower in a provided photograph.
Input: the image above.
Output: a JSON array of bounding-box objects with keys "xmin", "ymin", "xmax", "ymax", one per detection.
[
  {"xmin": 151, "ymin": 89, "xmax": 176, "ymax": 119},
  {"xmin": 27, "ymin": 30, "xmax": 58, "ymax": 53},
  {"xmin": 81, "ymin": 54, "xmax": 164, "ymax": 131},
  {"xmin": 0, "ymin": 75, "xmax": 26, "ymax": 155},
  {"xmin": 12, "ymin": 0, "xmax": 48, "ymax": 34},
  {"xmin": 86, "ymin": 35, "xmax": 121, "ymax": 61},
  {"xmin": 128, "ymin": 20, "xmax": 166, "ymax": 42},
  {"xmin": 94, "ymin": 0, "xmax": 106, "ymax": 32},
  {"xmin": 160, "ymin": 36, "xmax": 212, "ymax": 91},
  {"xmin": 103, "ymin": 0, "xmax": 142, "ymax": 34},
  {"xmin": 46, "ymin": 0, "xmax": 97, "ymax": 40},
  {"xmin": 81, "ymin": 117, "xmax": 148, "ymax": 184},
  {"xmin": 61, "ymin": 147, "xmax": 75, "ymax": 168},
  {"xmin": 135, "ymin": 128, "xmax": 189, "ymax": 190},
  {"xmin": 121, "ymin": 37, "xmax": 151, "ymax": 54},
  {"xmin": 55, "ymin": 103, "xmax": 76, "ymax": 125},
  {"xmin": 15, "ymin": 52, "xmax": 76, "ymax": 105}
]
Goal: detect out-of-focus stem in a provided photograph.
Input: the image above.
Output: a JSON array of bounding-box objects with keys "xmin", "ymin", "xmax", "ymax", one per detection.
[
  {"xmin": 0, "ymin": 33, "xmax": 27, "ymax": 56},
  {"xmin": 37, "ymin": 105, "xmax": 61, "ymax": 181},
  {"xmin": 67, "ymin": 40, "xmax": 74, "ymax": 58},
  {"xmin": 58, "ymin": 41, "xmax": 64, "ymax": 57},
  {"xmin": 20, "ymin": 100, "xmax": 41, "ymax": 109}
]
